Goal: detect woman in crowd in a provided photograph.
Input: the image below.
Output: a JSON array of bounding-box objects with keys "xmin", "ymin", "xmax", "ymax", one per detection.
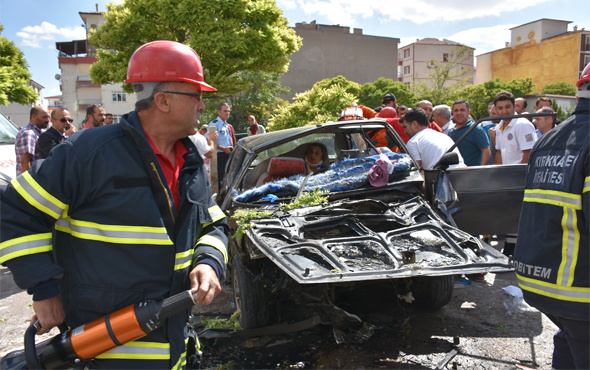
[{"xmin": 246, "ymin": 115, "xmax": 266, "ymax": 135}]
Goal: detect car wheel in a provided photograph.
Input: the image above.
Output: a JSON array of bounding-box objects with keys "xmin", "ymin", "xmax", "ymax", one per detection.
[
  {"xmin": 410, "ymin": 275, "xmax": 454, "ymax": 309},
  {"xmin": 232, "ymin": 255, "xmax": 272, "ymax": 329}
]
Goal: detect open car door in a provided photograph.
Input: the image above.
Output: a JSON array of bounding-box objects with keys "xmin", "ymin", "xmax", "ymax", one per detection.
[{"xmin": 444, "ymin": 164, "xmax": 527, "ymax": 235}]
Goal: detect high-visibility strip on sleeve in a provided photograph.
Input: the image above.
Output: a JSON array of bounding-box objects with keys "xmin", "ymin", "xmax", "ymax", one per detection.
[
  {"xmin": 523, "ymin": 189, "xmax": 582, "ymax": 210},
  {"xmin": 11, "ymin": 173, "xmax": 67, "ymax": 219},
  {"xmin": 583, "ymin": 176, "xmax": 590, "ymax": 193},
  {"xmin": 203, "ymin": 205, "xmax": 226, "ymax": 228},
  {"xmin": 196, "ymin": 235, "xmax": 228, "ymax": 264},
  {"xmin": 516, "ymin": 273, "xmax": 590, "ymax": 303},
  {"xmin": 174, "ymin": 249, "xmax": 194, "ymax": 271},
  {"xmin": 55, "ymin": 217, "xmax": 173, "ymax": 245},
  {"xmin": 0, "ymin": 233, "xmax": 53, "ymax": 264},
  {"xmin": 95, "ymin": 341, "xmax": 170, "ymax": 360}
]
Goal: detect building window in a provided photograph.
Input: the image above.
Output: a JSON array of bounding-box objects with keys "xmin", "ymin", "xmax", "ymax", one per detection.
[
  {"xmin": 403, "ymin": 49, "xmax": 410, "ymax": 58},
  {"xmin": 443, "ymin": 53, "xmax": 449, "ymax": 62},
  {"xmin": 404, "ymin": 82, "xmax": 410, "ymax": 87},
  {"xmin": 584, "ymin": 34, "xmax": 590, "ymax": 51},
  {"xmin": 112, "ymin": 92, "xmax": 127, "ymax": 102},
  {"xmin": 113, "ymin": 114, "xmax": 122, "ymax": 123},
  {"xmin": 585, "ymin": 55, "xmax": 590, "ymax": 69},
  {"xmin": 404, "ymin": 66, "xmax": 411, "ymax": 75}
]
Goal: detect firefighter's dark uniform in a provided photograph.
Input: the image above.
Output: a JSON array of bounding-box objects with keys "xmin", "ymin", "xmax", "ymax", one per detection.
[
  {"xmin": 514, "ymin": 99, "xmax": 589, "ymax": 369},
  {"xmin": 0, "ymin": 111, "xmax": 229, "ymax": 369}
]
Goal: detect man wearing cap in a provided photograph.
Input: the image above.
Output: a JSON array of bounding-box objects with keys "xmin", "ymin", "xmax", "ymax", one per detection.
[{"xmin": 1, "ymin": 40, "xmax": 229, "ymax": 368}]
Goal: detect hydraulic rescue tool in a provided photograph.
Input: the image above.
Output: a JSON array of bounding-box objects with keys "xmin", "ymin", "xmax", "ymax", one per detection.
[{"xmin": 1, "ymin": 289, "xmax": 199, "ymax": 369}]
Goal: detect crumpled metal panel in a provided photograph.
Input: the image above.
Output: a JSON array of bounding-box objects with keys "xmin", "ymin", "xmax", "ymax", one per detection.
[{"xmin": 246, "ymin": 197, "xmax": 513, "ymax": 284}]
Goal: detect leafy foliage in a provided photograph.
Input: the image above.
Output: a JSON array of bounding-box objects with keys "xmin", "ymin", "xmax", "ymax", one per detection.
[
  {"xmin": 88, "ymin": 0, "xmax": 302, "ymax": 95},
  {"xmin": 231, "ymin": 209, "xmax": 274, "ymax": 239},
  {"xmin": 199, "ymin": 310, "xmax": 241, "ymax": 330},
  {"xmin": 541, "ymin": 82, "xmax": 577, "ymax": 96},
  {"xmin": 200, "ymin": 71, "xmax": 290, "ymax": 132},
  {"xmin": 0, "ymin": 24, "xmax": 38, "ymax": 105},
  {"xmin": 453, "ymin": 77, "xmax": 536, "ymax": 120},
  {"xmin": 358, "ymin": 78, "xmax": 417, "ymax": 108},
  {"xmin": 415, "ymin": 46, "xmax": 473, "ymax": 105},
  {"xmin": 279, "ymin": 189, "xmax": 329, "ymax": 210},
  {"xmin": 268, "ymin": 83, "xmax": 356, "ymax": 131},
  {"xmin": 231, "ymin": 189, "xmax": 329, "ymax": 238}
]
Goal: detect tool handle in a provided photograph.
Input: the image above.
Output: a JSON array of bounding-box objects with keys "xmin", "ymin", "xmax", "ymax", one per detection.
[
  {"xmin": 25, "ymin": 320, "xmax": 44, "ymax": 369},
  {"xmin": 159, "ymin": 290, "xmax": 196, "ymax": 320}
]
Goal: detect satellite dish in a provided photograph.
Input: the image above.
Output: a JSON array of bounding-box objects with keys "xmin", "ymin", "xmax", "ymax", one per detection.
[{"xmin": 55, "ymin": 74, "xmax": 61, "ymax": 80}]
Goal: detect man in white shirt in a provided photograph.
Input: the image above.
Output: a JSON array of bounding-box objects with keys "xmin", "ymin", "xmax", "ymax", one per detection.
[
  {"xmin": 400, "ymin": 108, "xmax": 464, "ymax": 170},
  {"xmin": 493, "ymin": 91, "xmax": 537, "ymax": 165},
  {"xmin": 189, "ymin": 122, "xmax": 218, "ymax": 176},
  {"xmin": 432, "ymin": 104, "xmax": 454, "ymax": 135}
]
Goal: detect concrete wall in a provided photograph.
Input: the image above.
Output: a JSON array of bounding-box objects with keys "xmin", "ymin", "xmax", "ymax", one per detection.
[
  {"xmin": 491, "ymin": 31, "xmax": 584, "ymax": 91},
  {"xmin": 281, "ymin": 25, "xmax": 399, "ymax": 99},
  {"xmin": 400, "ymin": 43, "xmax": 474, "ymax": 89},
  {"xmin": 475, "ymin": 53, "xmax": 493, "ymax": 85}
]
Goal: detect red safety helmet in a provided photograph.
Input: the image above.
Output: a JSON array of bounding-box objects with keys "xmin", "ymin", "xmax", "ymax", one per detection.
[{"xmin": 125, "ymin": 40, "xmax": 216, "ymax": 91}]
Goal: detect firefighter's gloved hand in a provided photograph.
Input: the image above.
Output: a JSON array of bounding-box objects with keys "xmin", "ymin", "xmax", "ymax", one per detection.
[
  {"xmin": 32, "ymin": 296, "xmax": 65, "ymax": 335},
  {"xmin": 189, "ymin": 264, "xmax": 221, "ymax": 305}
]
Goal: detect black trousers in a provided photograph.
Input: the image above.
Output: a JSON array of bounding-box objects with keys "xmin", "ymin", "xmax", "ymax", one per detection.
[
  {"xmin": 545, "ymin": 313, "xmax": 589, "ymax": 369},
  {"xmin": 217, "ymin": 151, "xmax": 230, "ymax": 185}
]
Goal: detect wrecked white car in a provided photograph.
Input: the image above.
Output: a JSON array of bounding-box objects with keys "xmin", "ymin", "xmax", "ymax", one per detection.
[{"xmin": 218, "ymin": 120, "xmax": 525, "ymax": 333}]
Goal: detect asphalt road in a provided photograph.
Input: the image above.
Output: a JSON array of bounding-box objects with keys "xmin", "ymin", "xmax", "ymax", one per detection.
[{"xmin": 1, "ymin": 266, "xmax": 558, "ymax": 369}]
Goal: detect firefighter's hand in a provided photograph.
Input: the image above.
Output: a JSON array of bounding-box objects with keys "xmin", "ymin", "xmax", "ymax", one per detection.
[
  {"xmin": 32, "ymin": 296, "xmax": 65, "ymax": 335},
  {"xmin": 189, "ymin": 264, "xmax": 221, "ymax": 305}
]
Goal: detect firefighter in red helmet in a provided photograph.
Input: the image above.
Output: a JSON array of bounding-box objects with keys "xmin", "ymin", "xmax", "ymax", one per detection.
[
  {"xmin": 514, "ymin": 63, "xmax": 590, "ymax": 369},
  {"xmin": 1, "ymin": 40, "xmax": 229, "ymax": 368}
]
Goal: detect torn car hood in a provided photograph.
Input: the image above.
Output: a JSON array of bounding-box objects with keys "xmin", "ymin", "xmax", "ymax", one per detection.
[{"xmin": 245, "ymin": 197, "xmax": 513, "ymax": 284}]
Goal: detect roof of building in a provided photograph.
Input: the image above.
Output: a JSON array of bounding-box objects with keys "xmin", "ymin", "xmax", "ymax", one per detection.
[
  {"xmin": 400, "ymin": 38, "xmax": 474, "ymax": 49},
  {"xmin": 509, "ymin": 18, "xmax": 571, "ymax": 30}
]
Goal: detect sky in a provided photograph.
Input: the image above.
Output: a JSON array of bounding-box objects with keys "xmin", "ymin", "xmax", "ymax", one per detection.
[{"xmin": 0, "ymin": 0, "xmax": 588, "ymax": 100}]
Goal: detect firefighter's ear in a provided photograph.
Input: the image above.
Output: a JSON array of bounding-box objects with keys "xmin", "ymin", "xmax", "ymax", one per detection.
[{"xmin": 152, "ymin": 91, "xmax": 171, "ymax": 113}]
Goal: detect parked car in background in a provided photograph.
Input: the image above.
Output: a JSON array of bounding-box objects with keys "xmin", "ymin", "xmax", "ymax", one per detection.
[
  {"xmin": 0, "ymin": 112, "xmax": 19, "ymax": 184},
  {"xmin": 219, "ymin": 119, "xmax": 525, "ymax": 334}
]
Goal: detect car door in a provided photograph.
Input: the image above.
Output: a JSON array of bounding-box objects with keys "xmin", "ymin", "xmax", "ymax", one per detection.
[{"xmin": 444, "ymin": 164, "xmax": 527, "ymax": 235}]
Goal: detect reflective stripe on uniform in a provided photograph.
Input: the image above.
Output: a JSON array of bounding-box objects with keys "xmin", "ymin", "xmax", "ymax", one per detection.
[
  {"xmin": 174, "ymin": 249, "xmax": 194, "ymax": 270},
  {"xmin": 11, "ymin": 173, "xmax": 67, "ymax": 219},
  {"xmin": 171, "ymin": 338, "xmax": 190, "ymax": 370},
  {"xmin": 55, "ymin": 216, "xmax": 173, "ymax": 245},
  {"xmin": 203, "ymin": 205, "xmax": 226, "ymax": 228},
  {"xmin": 95, "ymin": 341, "xmax": 170, "ymax": 360},
  {"xmin": 523, "ymin": 189, "xmax": 582, "ymax": 210},
  {"xmin": 0, "ymin": 233, "xmax": 53, "ymax": 264},
  {"xmin": 516, "ymin": 273, "xmax": 590, "ymax": 303},
  {"xmin": 583, "ymin": 176, "xmax": 590, "ymax": 193},
  {"xmin": 196, "ymin": 235, "xmax": 228, "ymax": 264},
  {"xmin": 557, "ymin": 207, "xmax": 580, "ymax": 287}
]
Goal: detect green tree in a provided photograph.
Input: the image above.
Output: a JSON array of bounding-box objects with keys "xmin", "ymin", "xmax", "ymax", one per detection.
[
  {"xmin": 416, "ymin": 46, "xmax": 473, "ymax": 105},
  {"xmin": 267, "ymin": 84, "xmax": 356, "ymax": 131},
  {"xmin": 454, "ymin": 77, "xmax": 536, "ymax": 120},
  {"xmin": 88, "ymin": 0, "xmax": 302, "ymax": 95},
  {"xmin": 541, "ymin": 82, "xmax": 577, "ymax": 96},
  {"xmin": 0, "ymin": 24, "xmax": 38, "ymax": 105},
  {"xmin": 200, "ymin": 71, "xmax": 290, "ymax": 132},
  {"xmin": 358, "ymin": 78, "xmax": 417, "ymax": 108},
  {"xmin": 314, "ymin": 75, "xmax": 361, "ymax": 97}
]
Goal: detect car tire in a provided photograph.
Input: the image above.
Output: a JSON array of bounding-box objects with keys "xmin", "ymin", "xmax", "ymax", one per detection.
[
  {"xmin": 410, "ymin": 275, "xmax": 454, "ymax": 309},
  {"xmin": 232, "ymin": 255, "xmax": 272, "ymax": 329}
]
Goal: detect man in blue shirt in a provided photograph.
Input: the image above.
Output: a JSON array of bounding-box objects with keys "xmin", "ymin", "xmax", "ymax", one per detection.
[
  {"xmin": 448, "ymin": 100, "xmax": 491, "ymax": 166},
  {"xmin": 208, "ymin": 102, "xmax": 236, "ymax": 184}
]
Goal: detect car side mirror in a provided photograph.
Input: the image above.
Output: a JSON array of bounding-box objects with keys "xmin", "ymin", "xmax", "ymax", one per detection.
[{"xmin": 435, "ymin": 152, "xmax": 459, "ymax": 170}]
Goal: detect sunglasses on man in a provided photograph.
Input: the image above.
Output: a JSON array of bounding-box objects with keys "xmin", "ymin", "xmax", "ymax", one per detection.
[{"xmin": 59, "ymin": 117, "xmax": 74, "ymax": 123}]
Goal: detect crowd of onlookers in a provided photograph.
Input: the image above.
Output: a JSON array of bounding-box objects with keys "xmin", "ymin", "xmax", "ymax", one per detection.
[{"xmin": 14, "ymin": 104, "xmax": 114, "ymax": 177}]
